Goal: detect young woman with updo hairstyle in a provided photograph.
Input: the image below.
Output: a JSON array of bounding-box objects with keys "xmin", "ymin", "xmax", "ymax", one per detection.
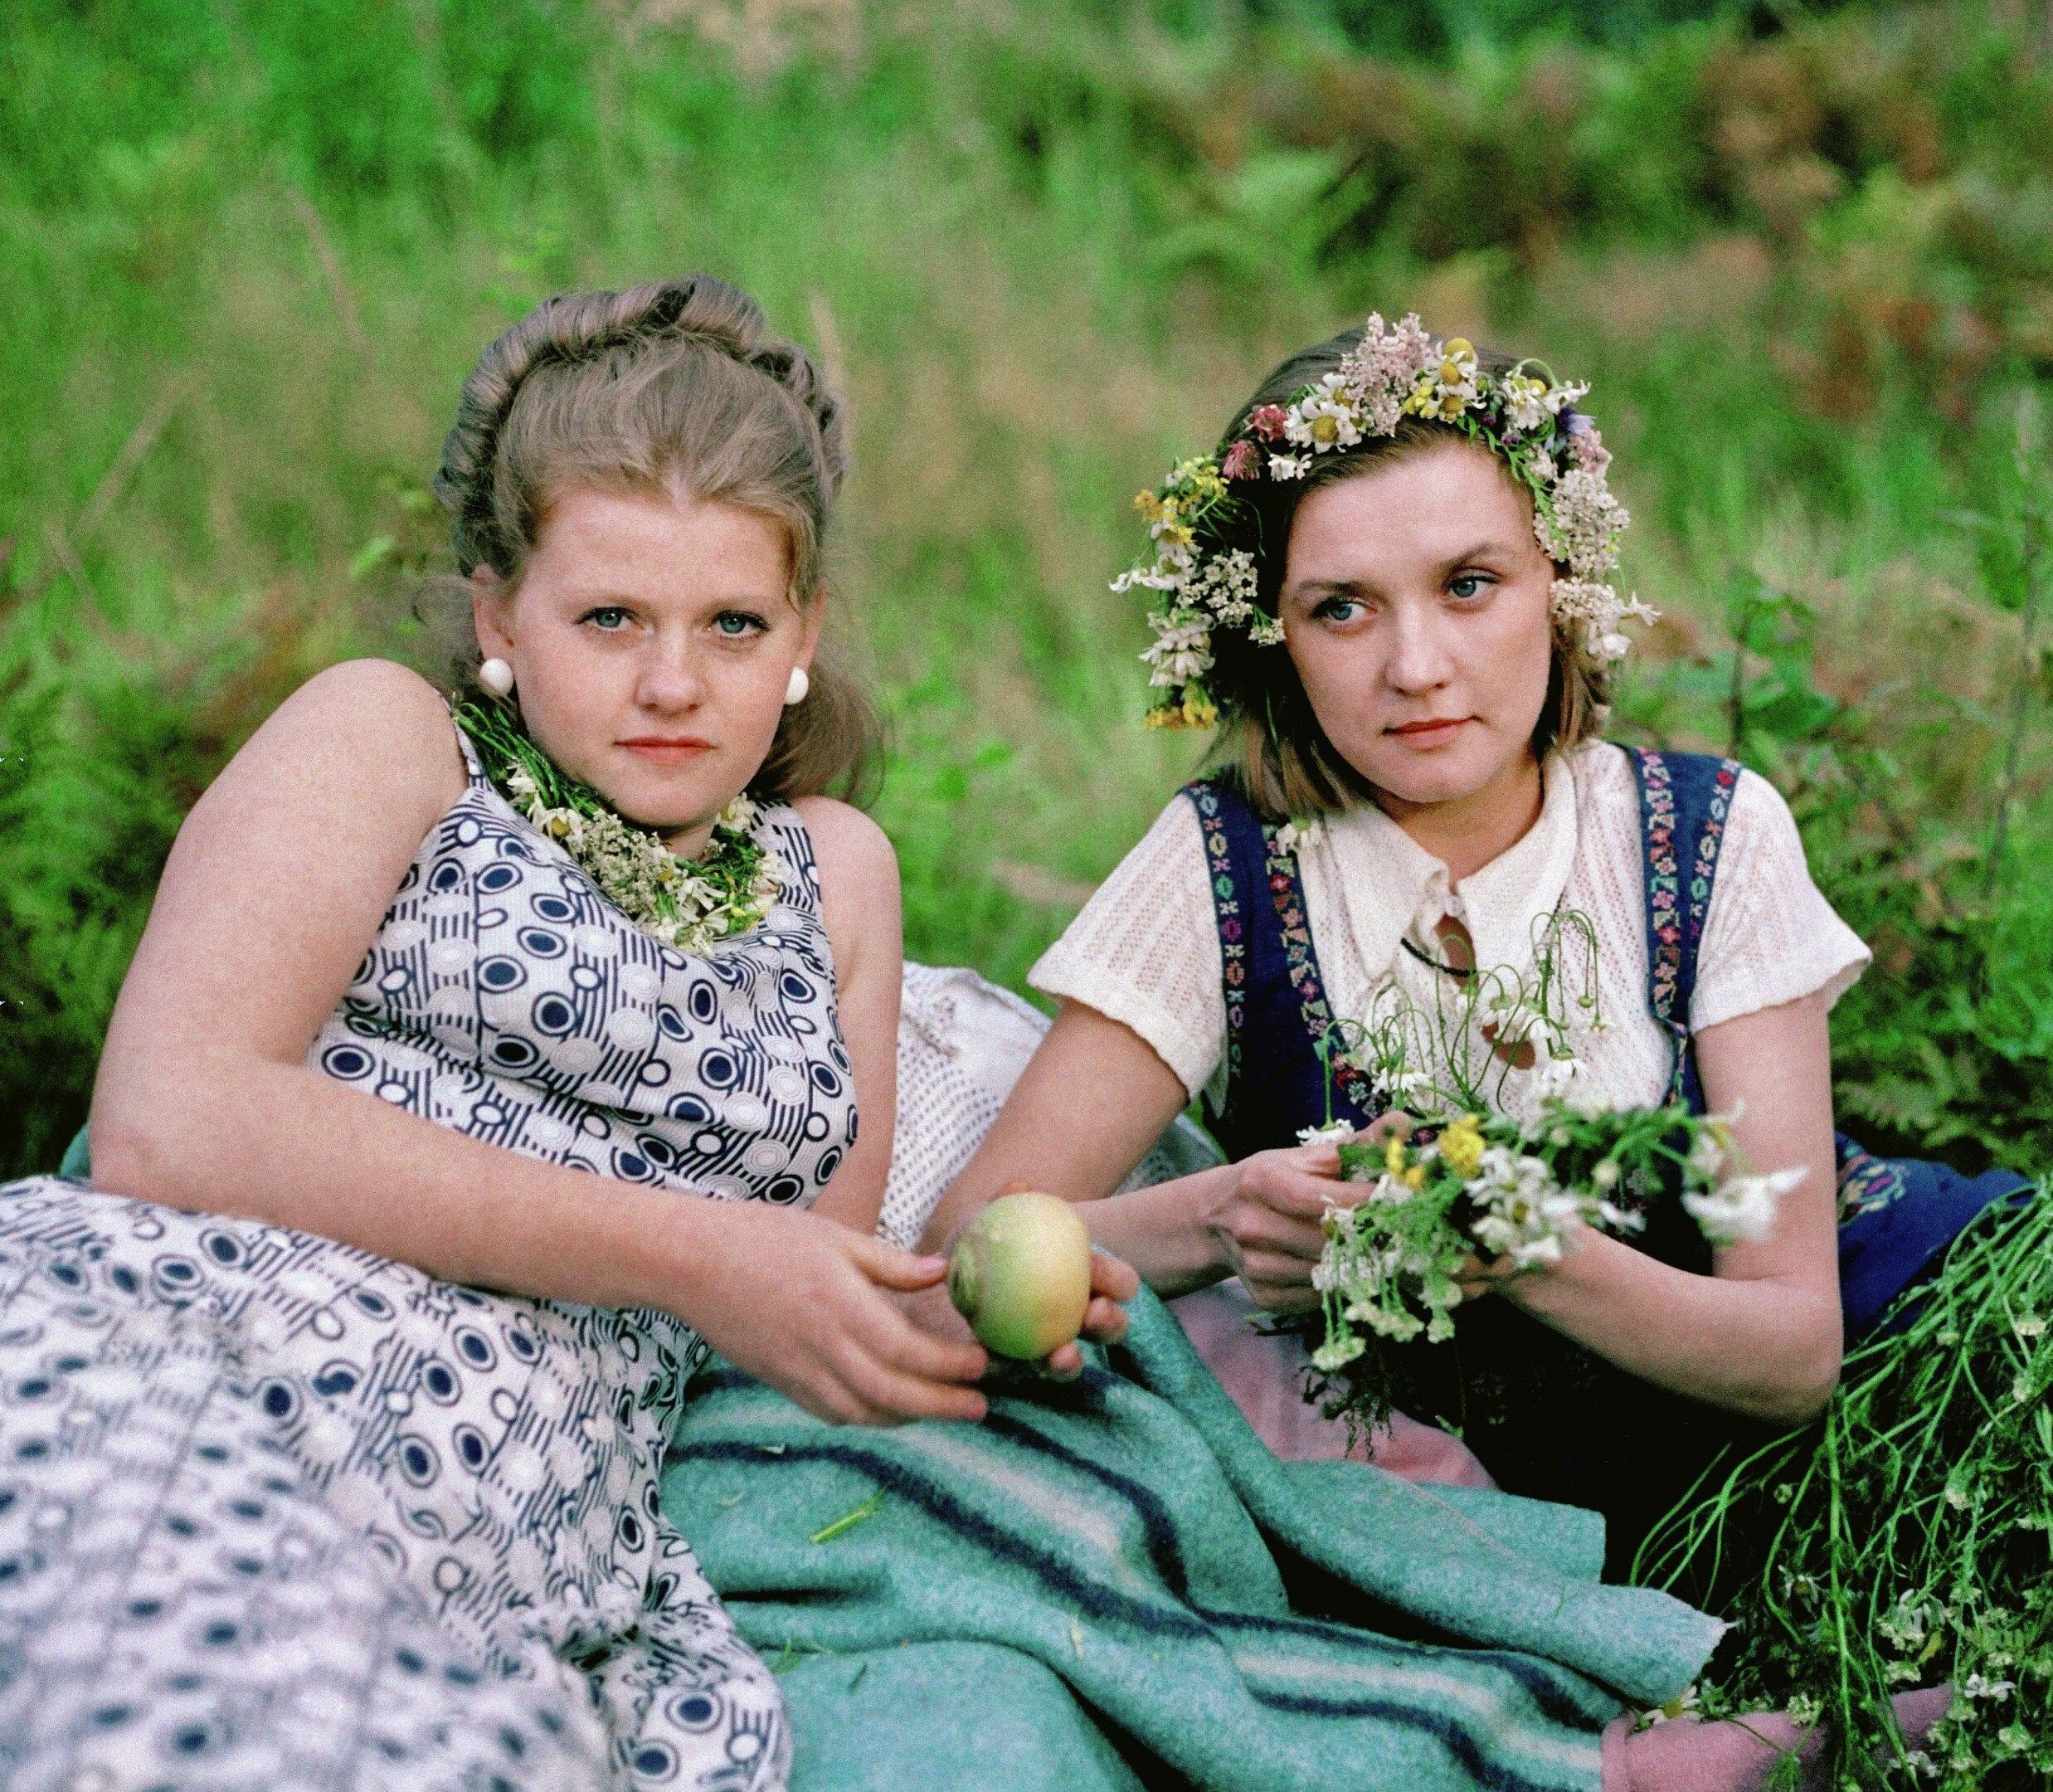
[{"xmin": 0, "ymin": 275, "xmax": 991, "ymax": 1791}]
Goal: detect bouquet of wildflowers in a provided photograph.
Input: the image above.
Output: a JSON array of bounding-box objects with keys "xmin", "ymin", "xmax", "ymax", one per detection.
[
  {"xmin": 1304, "ymin": 1103, "xmax": 1798, "ymax": 1429},
  {"xmin": 1292, "ymin": 907, "xmax": 1798, "ymax": 1433}
]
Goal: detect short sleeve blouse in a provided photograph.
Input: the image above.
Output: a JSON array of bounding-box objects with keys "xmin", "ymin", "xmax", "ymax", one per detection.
[{"xmin": 1027, "ymin": 742, "xmax": 1871, "ymax": 1123}]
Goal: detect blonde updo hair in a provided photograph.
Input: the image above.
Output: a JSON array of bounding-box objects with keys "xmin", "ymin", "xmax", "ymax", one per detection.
[
  {"xmin": 421, "ymin": 274, "xmax": 879, "ymax": 803},
  {"xmin": 1206, "ymin": 324, "xmax": 1609, "ymax": 821}
]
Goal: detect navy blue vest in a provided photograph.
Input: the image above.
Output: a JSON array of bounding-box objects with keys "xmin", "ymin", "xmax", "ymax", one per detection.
[{"xmin": 1186, "ymin": 745, "xmax": 2030, "ymax": 1567}]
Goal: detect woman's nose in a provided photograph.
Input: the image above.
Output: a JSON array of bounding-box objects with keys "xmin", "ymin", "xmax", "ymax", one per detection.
[
  {"xmin": 1384, "ymin": 603, "xmax": 1455, "ymax": 694},
  {"xmin": 635, "ymin": 637, "xmax": 708, "ymax": 712}
]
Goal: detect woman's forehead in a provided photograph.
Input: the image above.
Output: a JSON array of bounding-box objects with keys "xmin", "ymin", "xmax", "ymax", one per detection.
[
  {"xmin": 526, "ymin": 485, "xmax": 790, "ymax": 596},
  {"xmin": 1288, "ymin": 449, "xmax": 1535, "ymax": 576}
]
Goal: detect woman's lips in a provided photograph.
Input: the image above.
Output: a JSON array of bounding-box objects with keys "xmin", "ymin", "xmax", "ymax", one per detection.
[
  {"xmin": 1387, "ymin": 718, "xmax": 1470, "ymax": 748},
  {"xmin": 620, "ymin": 740, "xmax": 713, "ymax": 764}
]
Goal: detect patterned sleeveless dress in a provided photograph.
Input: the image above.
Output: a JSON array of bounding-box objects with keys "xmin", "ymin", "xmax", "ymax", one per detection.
[{"xmin": 0, "ymin": 703, "xmax": 859, "ymax": 1791}]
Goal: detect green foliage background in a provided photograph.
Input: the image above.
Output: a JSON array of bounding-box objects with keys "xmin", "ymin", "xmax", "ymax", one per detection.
[{"xmin": 2, "ymin": 0, "xmax": 2048, "ymax": 1181}]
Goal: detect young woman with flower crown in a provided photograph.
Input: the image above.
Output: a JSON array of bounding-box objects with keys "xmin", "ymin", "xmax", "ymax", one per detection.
[
  {"xmin": 912, "ymin": 315, "xmax": 2033, "ymax": 1775},
  {"xmin": 0, "ymin": 276, "xmax": 995, "ymax": 1792}
]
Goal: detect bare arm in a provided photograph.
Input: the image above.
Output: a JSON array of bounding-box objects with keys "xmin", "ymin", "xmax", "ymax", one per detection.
[
  {"xmin": 87, "ymin": 659, "xmax": 987, "ymax": 1424},
  {"xmin": 920, "ymin": 997, "xmax": 1359, "ymax": 1305},
  {"xmin": 1485, "ymin": 992, "xmax": 1844, "ymax": 1425},
  {"xmin": 792, "ymin": 796, "xmax": 902, "ymax": 1237}
]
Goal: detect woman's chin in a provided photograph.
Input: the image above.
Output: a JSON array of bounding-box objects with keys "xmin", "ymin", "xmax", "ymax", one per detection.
[
  {"xmin": 1351, "ymin": 739, "xmax": 1502, "ymax": 810},
  {"xmin": 599, "ymin": 775, "xmax": 725, "ymax": 838}
]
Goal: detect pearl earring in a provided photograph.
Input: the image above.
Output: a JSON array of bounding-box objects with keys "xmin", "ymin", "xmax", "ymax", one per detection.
[
  {"xmin": 479, "ymin": 657, "xmax": 515, "ymax": 699},
  {"xmin": 783, "ymin": 665, "xmax": 810, "ymax": 707}
]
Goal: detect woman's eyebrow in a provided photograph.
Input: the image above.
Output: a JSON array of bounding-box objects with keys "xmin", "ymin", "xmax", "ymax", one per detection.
[
  {"xmin": 1288, "ymin": 543, "xmax": 1523, "ymax": 601},
  {"xmin": 1437, "ymin": 539, "xmax": 1523, "ymax": 568},
  {"xmin": 558, "ymin": 588, "xmax": 781, "ymax": 607}
]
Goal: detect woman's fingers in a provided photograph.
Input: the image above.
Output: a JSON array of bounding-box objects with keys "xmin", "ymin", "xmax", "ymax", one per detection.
[
  {"xmin": 1088, "ymin": 1249, "xmax": 1139, "ymax": 1303},
  {"xmin": 1240, "ymin": 1273, "xmax": 1320, "ymax": 1314},
  {"xmin": 1235, "ymin": 1210, "xmax": 1328, "ymax": 1262},
  {"xmin": 847, "ymin": 1232, "xmax": 954, "ymax": 1293},
  {"xmin": 836, "ymin": 1346, "xmax": 990, "ymax": 1424},
  {"xmin": 1080, "ymin": 1293, "xmax": 1127, "ymax": 1340},
  {"xmin": 849, "ymin": 1285, "xmax": 990, "ymax": 1388},
  {"xmin": 1041, "ymin": 1339, "xmax": 1086, "ymax": 1379}
]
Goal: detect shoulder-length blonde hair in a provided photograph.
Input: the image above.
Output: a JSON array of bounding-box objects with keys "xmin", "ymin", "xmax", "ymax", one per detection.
[
  {"xmin": 419, "ymin": 275, "xmax": 880, "ymax": 805},
  {"xmin": 1202, "ymin": 324, "xmax": 1608, "ymax": 821}
]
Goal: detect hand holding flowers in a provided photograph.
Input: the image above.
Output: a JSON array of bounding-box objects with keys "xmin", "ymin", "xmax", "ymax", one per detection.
[{"xmin": 1302, "ymin": 1098, "xmax": 1802, "ymax": 1429}]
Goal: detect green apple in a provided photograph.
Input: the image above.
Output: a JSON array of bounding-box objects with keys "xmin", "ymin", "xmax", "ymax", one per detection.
[{"xmin": 947, "ymin": 1191, "xmax": 1094, "ymax": 1360}]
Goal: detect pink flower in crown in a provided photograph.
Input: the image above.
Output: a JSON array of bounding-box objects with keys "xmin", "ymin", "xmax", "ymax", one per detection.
[
  {"xmin": 1248, "ymin": 405, "xmax": 1291, "ymax": 442},
  {"xmin": 1562, "ymin": 409, "xmax": 1613, "ymax": 473},
  {"xmin": 1221, "ymin": 440, "xmax": 1262, "ymax": 481}
]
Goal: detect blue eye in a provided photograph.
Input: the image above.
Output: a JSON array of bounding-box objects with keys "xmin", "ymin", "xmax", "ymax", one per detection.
[
  {"xmin": 1314, "ymin": 596, "xmax": 1363, "ymax": 623},
  {"xmin": 581, "ymin": 606, "xmax": 630, "ymax": 631},
  {"xmin": 713, "ymin": 611, "xmax": 767, "ymax": 638},
  {"xmin": 1449, "ymin": 574, "xmax": 1494, "ymax": 601}
]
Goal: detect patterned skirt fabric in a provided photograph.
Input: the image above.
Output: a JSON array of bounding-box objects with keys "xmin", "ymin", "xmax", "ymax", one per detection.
[{"xmin": 0, "ymin": 1176, "xmax": 787, "ymax": 1792}]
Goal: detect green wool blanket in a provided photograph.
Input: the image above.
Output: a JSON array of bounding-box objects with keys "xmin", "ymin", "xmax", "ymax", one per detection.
[{"xmin": 660, "ymin": 1286, "xmax": 1726, "ymax": 1792}]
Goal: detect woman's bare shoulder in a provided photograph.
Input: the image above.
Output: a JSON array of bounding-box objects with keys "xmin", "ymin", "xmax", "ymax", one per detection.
[
  {"xmin": 788, "ymin": 795, "xmax": 897, "ymax": 882},
  {"xmin": 243, "ymin": 659, "xmax": 470, "ymax": 817}
]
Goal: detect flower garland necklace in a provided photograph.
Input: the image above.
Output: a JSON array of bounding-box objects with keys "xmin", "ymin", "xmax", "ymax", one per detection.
[
  {"xmin": 1117, "ymin": 311, "xmax": 1657, "ymax": 728},
  {"xmin": 452, "ymin": 695, "xmax": 782, "ymax": 953}
]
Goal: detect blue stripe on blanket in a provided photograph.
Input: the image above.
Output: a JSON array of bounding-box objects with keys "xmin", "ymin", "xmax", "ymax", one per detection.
[
  {"xmin": 671, "ymin": 1427, "xmax": 1609, "ymax": 1790},
  {"xmin": 667, "ymin": 1287, "xmax": 1723, "ymax": 1792}
]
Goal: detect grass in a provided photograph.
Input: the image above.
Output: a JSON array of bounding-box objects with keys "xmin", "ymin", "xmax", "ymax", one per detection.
[{"xmin": 1, "ymin": 0, "xmax": 2048, "ymax": 1195}]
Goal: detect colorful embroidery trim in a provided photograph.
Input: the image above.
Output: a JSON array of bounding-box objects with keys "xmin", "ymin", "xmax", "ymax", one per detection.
[
  {"xmin": 1188, "ymin": 782, "xmax": 1248, "ymax": 1097},
  {"xmin": 1258, "ymin": 826, "xmax": 1381, "ymax": 1123}
]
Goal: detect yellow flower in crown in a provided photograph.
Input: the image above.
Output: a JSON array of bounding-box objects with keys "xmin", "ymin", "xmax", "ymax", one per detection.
[{"xmin": 1114, "ymin": 312, "xmax": 1656, "ymax": 729}]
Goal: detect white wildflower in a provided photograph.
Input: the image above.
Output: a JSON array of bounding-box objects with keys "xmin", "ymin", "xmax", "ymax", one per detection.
[
  {"xmin": 1504, "ymin": 375, "xmax": 1554, "ymax": 436},
  {"xmin": 1639, "ymin": 1686, "xmax": 1701, "ymax": 1726},
  {"xmin": 1189, "ymin": 548, "xmax": 1261, "ymax": 626},
  {"xmin": 1535, "ymin": 468, "xmax": 1629, "ymax": 578},
  {"xmin": 1141, "ymin": 614, "xmax": 1213, "ymax": 688},
  {"xmin": 1296, "ymin": 1118, "xmax": 1355, "ymax": 1147},
  {"xmin": 1285, "ymin": 374, "xmax": 1365, "ymax": 454},
  {"xmin": 1682, "ymin": 1167, "xmax": 1800, "ymax": 1245}
]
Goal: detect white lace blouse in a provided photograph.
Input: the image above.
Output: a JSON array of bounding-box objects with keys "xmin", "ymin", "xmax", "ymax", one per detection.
[{"xmin": 1028, "ymin": 741, "xmax": 1872, "ymax": 1127}]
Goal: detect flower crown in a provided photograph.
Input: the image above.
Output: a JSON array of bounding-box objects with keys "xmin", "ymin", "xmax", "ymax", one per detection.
[{"xmin": 1116, "ymin": 313, "xmax": 1656, "ymax": 728}]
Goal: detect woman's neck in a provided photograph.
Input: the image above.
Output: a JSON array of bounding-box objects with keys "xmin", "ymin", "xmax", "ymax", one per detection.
[{"xmin": 1371, "ymin": 749, "xmax": 1545, "ymax": 886}]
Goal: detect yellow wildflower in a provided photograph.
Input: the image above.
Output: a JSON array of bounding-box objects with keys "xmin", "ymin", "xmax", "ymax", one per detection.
[
  {"xmin": 1384, "ymin": 1134, "xmax": 1408, "ymax": 1179},
  {"xmin": 1404, "ymin": 1164, "xmax": 1426, "ymax": 1190},
  {"xmin": 1403, "ymin": 376, "xmax": 1438, "ymax": 416},
  {"xmin": 1181, "ymin": 692, "xmax": 1218, "ymax": 728},
  {"xmin": 1134, "ymin": 490, "xmax": 1162, "ymax": 522},
  {"xmin": 1440, "ymin": 1113, "xmax": 1485, "ymax": 1179},
  {"xmin": 1160, "ymin": 523, "xmax": 1194, "ymax": 548},
  {"xmin": 1443, "ymin": 337, "xmax": 1473, "ymax": 358},
  {"xmin": 1438, "ymin": 390, "xmax": 1467, "ymax": 418}
]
